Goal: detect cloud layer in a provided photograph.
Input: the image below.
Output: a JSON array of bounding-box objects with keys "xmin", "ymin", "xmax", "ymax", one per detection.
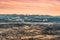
[{"xmin": 0, "ymin": 0, "xmax": 60, "ymax": 15}]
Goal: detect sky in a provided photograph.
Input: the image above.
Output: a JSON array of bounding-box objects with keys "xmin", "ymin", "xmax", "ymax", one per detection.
[{"xmin": 0, "ymin": 0, "xmax": 60, "ymax": 16}]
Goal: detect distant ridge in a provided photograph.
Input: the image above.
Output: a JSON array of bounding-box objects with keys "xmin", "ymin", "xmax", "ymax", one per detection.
[{"xmin": 0, "ymin": 14, "xmax": 60, "ymax": 22}]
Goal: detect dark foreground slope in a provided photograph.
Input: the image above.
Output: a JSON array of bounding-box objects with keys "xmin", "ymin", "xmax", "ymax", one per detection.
[{"xmin": 0, "ymin": 24, "xmax": 60, "ymax": 40}]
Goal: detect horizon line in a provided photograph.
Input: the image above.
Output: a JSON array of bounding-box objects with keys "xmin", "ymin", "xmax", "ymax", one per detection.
[{"xmin": 0, "ymin": 13, "xmax": 60, "ymax": 16}]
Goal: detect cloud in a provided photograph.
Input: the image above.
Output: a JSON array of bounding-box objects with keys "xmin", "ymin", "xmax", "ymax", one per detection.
[{"xmin": 0, "ymin": 0, "xmax": 60, "ymax": 15}]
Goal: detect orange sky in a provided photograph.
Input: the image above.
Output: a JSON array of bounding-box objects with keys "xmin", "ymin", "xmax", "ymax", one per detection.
[{"xmin": 0, "ymin": 0, "xmax": 60, "ymax": 16}]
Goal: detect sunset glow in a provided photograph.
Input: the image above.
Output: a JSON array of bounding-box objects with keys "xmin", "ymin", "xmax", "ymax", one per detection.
[{"xmin": 0, "ymin": 0, "xmax": 60, "ymax": 16}]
